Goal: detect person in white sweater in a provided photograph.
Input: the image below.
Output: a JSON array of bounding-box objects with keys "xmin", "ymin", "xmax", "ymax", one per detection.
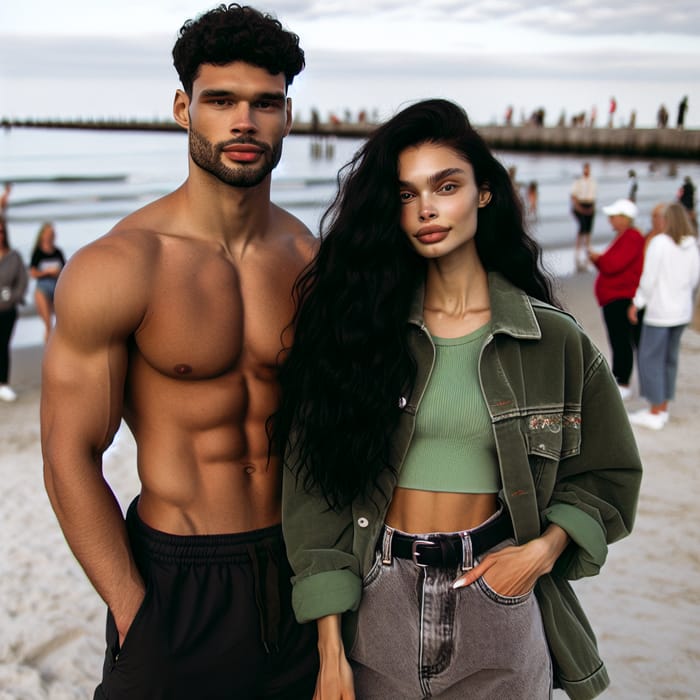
[{"xmin": 628, "ymin": 202, "xmax": 700, "ymax": 429}]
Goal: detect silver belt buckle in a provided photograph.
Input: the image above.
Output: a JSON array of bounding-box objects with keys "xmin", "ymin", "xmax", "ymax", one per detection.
[{"xmin": 411, "ymin": 539, "xmax": 434, "ymax": 567}]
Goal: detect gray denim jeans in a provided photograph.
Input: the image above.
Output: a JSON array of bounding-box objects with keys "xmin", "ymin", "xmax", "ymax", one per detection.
[{"xmin": 348, "ymin": 522, "xmax": 553, "ymax": 699}]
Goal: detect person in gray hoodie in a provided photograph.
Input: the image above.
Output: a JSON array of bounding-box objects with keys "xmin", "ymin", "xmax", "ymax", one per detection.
[{"xmin": 0, "ymin": 217, "xmax": 28, "ymax": 401}]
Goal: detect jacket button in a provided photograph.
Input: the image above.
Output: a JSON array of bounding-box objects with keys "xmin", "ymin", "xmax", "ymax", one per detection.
[
  {"xmin": 357, "ymin": 517, "xmax": 369, "ymax": 528},
  {"xmin": 398, "ymin": 396, "xmax": 407, "ymax": 409}
]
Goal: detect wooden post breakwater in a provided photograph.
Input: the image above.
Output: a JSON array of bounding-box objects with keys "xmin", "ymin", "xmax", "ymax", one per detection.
[{"xmin": 2, "ymin": 117, "xmax": 699, "ymax": 159}]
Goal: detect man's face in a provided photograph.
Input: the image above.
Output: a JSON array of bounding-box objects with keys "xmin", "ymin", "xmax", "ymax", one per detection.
[{"xmin": 180, "ymin": 62, "xmax": 292, "ymax": 188}]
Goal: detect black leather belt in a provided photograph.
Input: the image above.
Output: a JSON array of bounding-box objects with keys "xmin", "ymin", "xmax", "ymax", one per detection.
[{"xmin": 390, "ymin": 510, "xmax": 513, "ymax": 568}]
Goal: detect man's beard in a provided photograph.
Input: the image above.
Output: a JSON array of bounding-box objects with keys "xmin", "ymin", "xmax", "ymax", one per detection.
[{"xmin": 189, "ymin": 127, "xmax": 283, "ymax": 188}]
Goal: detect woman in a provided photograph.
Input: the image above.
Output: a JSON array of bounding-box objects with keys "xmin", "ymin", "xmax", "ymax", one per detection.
[
  {"xmin": 0, "ymin": 217, "xmax": 28, "ymax": 402},
  {"xmin": 628, "ymin": 203, "xmax": 700, "ymax": 429},
  {"xmin": 30, "ymin": 222, "xmax": 65, "ymax": 341},
  {"xmin": 277, "ymin": 99, "xmax": 641, "ymax": 699},
  {"xmin": 588, "ymin": 199, "xmax": 644, "ymax": 399}
]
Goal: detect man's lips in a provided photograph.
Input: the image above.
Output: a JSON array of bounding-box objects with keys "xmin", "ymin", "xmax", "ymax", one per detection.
[
  {"xmin": 222, "ymin": 145, "xmax": 264, "ymax": 163},
  {"xmin": 415, "ymin": 225, "xmax": 449, "ymax": 243}
]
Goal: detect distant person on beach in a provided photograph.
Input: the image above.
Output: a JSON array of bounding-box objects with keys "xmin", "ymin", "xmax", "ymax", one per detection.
[
  {"xmin": 627, "ymin": 169, "xmax": 638, "ymax": 202},
  {"xmin": 628, "ymin": 203, "xmax": 699, "ymax": 430},
  {"xmin": 589, "ymin": 199, "xmax": 645, "ymax": 400},
  {"xmin": 637, "ymin": 202, "xmax": 669, "ymax": 331},
  {"xmin": 526, "ymin": 179, "xmax": 538, "ymax": 219},
  {"xmin": 41, "ymin": 5, "xmax": 318, "ymax": 699},
  {"xmin": 657, "ymin": 104, "xmax": 669, "ymax": 128},
  {"xmin": 30, "ymin": 222, "xmax": 65, "ymax": 342},
  {"xmin": 276, "ymin": 99, "xmax": 642, "ymax": 700},
  {"xmin": 571, "ymin": 161, "xmax": 597, "ymax": 271},
  {"xmin": 0, "ymin": 182, "xmax": 11, "ymax": 214},
  {"xmin": 677, "ymin": 96, "xmax": 688, "ymax": 129},
  {"xmin": 0, "ymin": 217, "xmax": 28, "ymax": 402},
  {"xmin": 608, "ymin": 96, "xmax": 617, "ymax": 127},
  {"xmin": 645, "ymin": 202, "xmax": 667, "ymax": 252},
  {"xmin": 677, "ymin": 175, "xmax": 696, "ymax": 229}
]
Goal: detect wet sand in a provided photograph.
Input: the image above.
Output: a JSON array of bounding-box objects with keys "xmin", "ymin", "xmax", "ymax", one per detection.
[{"xmin": 1, "ymin": 271, "xmax": 699, "ymax": 699}]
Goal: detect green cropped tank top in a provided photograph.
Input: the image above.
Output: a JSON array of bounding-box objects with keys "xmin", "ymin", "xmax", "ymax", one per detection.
[{"xmin": 397, "ymin": 323, "xmax": 500, "ymax": 493}]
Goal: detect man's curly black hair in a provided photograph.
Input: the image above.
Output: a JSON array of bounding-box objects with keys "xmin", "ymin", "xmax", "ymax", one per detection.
[{"xmin": 172, "ymin": 4, "xmax": 305, "ymax": 95}]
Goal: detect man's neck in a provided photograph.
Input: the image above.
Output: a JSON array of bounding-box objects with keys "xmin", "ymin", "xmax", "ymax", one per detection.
[{"xmin": 179, "ymin": 171, "xmax": 274, "ymax": 252}]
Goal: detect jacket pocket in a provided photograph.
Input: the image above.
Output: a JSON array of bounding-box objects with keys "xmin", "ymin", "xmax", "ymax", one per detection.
[
  {"xmin": 524, "ymin": 411, "xmax": 581, "ymax": 459},
  {"xmin": 524, "ymin": 411, "xmax": 581, "ymax": 504}
]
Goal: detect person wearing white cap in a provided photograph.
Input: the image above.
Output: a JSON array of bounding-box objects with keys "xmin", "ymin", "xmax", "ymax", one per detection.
[
  {"xmin": 589, "ymin": 199, "xmax": 644, "ymax": 399},
  {"xmin": 627, "ymin": 202, "xmax": 700, "ymax": 429}
]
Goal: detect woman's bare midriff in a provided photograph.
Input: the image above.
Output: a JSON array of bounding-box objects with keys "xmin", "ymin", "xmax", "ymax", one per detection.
[{"xmin": 386, "ymin": 487, "xmax": 499, "ymax": 534}]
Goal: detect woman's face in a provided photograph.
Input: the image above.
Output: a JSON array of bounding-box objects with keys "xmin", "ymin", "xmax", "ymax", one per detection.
[
  {"xmin": 40, "ymin": 225, "xmax": 55, "ymax": 248},
  {"xmin": 398, "ymin": 142, "xmax": 490, "ymax": 261},
  {"xmin": 608, "ymin": 214, "xmax": 631, "ymax": 235}
]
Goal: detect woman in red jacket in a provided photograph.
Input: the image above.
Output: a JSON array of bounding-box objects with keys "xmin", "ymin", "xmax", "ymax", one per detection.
[{"xmin": 589, "ymin": 199, "xmax": 644, "ymax": 399}]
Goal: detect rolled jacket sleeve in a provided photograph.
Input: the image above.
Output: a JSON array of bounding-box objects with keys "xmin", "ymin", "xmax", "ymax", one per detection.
[
  {"xmin": 282, "ymin": 460, "xmax": 362, "ymax": 624},
  {"xmin": 543, "ymin": 351, "xmax": 642, "ymax": 580}
]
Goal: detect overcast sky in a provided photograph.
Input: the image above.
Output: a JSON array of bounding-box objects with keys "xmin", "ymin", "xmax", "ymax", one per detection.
[
  {"xmin": 1, "ymin": 1, "xmax": 699, "ymax": 126},
  {"xmin": 3, "ymin": 1, "xmax": 700, "ymax": 50}
]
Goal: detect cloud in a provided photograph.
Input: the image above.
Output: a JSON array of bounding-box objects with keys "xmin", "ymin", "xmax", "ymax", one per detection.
[
  {"xmin": 510, "ymin": 0, "xmax": 700, "ymax": 36},
  {"xmin": 260, "ymin": 0, "xmax": 700, "ymax": 36},
  {"xmin": 4, "ymin": 0, "xmax": 700, "ymax": 42}
]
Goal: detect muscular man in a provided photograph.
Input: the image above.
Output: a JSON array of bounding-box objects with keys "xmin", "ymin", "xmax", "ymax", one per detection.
[
  {"xmin": 571, "ymin": 161, "xmax": 597, "ymax": 272},
  {"xmin": 41, "ymin": 6, "xmax": 318, "ymax": 698}
]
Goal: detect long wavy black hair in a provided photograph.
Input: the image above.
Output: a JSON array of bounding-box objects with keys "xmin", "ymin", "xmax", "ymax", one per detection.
[{"xmin": 275, "ymin": 98, "xmax": 558, "ymax": 509}]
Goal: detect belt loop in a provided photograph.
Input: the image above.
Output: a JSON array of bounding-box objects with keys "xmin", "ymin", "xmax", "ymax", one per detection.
[
  {"xmin": 460, "ymin": 531, "xmax": 474, "ymax": 572},
  {"xmin": 381, "ymin": 525, "xmax": 395, "ymax": 565}
]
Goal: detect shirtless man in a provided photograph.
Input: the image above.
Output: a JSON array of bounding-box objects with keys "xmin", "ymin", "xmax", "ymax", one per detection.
[{"xmin": 41, "ymin": 6, "xmax": 318, "ymax": 698}]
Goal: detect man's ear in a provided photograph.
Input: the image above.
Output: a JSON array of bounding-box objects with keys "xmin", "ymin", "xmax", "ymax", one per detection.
[
  {"xmin": 478, "ymin": 189, "xmax": 492, "ymax": 208},
  {"xmin": 173, "ymin": 89, "xmax": 190, "ymax": 130}
]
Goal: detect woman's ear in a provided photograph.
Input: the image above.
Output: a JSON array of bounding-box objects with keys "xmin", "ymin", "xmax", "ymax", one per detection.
[{"xmin": 478, "ymin": 189, "xmax": 493, "ymax": 208}]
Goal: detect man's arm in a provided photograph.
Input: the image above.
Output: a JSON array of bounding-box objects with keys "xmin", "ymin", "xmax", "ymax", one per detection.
[{"xmin": 41, "ymin": 239, "xmax": 148, "ymax": 646}]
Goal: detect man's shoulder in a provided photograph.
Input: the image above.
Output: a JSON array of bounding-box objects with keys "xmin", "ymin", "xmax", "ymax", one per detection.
[
  {"xmin": 270, "ymin": 205, "xmax": 318, "ymax": 259},
  {"xmin": 61, "ymin": 218, "xmax": 161, "ymax": 295}
]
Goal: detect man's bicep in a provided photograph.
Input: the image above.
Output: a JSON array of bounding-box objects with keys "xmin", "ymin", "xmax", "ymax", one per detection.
[
  {"xmin": 42, "ymin": 329, "xmax": 129, "ymax": 461},
  {"xmin": 41, "ymin": 259, "xmax": 133, "ymax": 462}
]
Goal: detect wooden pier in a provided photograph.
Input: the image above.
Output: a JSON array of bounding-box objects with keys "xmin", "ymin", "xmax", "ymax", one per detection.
[{"xmin": 2, "ymin": 117, "xmax": 699, "ymax": 159}]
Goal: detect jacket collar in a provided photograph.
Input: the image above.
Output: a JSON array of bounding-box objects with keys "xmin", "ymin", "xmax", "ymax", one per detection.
[{"xmin": 408, "ymin": 271, "xmax": 542, "ymax": 340}]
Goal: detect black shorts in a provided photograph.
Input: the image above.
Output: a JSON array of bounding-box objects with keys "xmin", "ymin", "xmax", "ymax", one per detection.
[
  {"xmin": 572, "ymin": 204, "xmax": 595, "ymax": 235},
  {"xmin": 94, "ymin": 499, "xmax": 318, "ymax": 700}
]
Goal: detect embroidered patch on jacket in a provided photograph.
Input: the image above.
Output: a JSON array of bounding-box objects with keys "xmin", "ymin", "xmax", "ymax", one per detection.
[{"xmin": 528, "ymin": 413, "xmax": 581, "ymax": 432}]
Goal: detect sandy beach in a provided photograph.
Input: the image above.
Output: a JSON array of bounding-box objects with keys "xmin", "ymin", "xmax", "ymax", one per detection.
[{"xmin": 1, "ymin": 270, "xmax": 698, "ymax": 700}]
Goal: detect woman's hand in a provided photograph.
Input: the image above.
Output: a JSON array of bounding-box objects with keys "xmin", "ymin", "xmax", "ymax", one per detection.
[
  {"xmin": 314, "ymin": 615, "xmax": 356, "ymax": 700},
  {"xmin": 627, "ymin": 304, "xmax": 639, "ymax": 325},
  {"xmin": 452, "ymin": 524, "xmax": 569, "ymax": 595}
]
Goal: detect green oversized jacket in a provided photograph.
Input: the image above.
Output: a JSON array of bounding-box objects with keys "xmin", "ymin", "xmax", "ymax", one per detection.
[{"xmin": 282, "ymin": 272, "xmax": 642, "ymax": 700}]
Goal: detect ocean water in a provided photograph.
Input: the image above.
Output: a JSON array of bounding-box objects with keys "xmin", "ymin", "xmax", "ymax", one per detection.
[{"xmin": 2, "ymin": 126, "xmax": 699, "ymax": 345}]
